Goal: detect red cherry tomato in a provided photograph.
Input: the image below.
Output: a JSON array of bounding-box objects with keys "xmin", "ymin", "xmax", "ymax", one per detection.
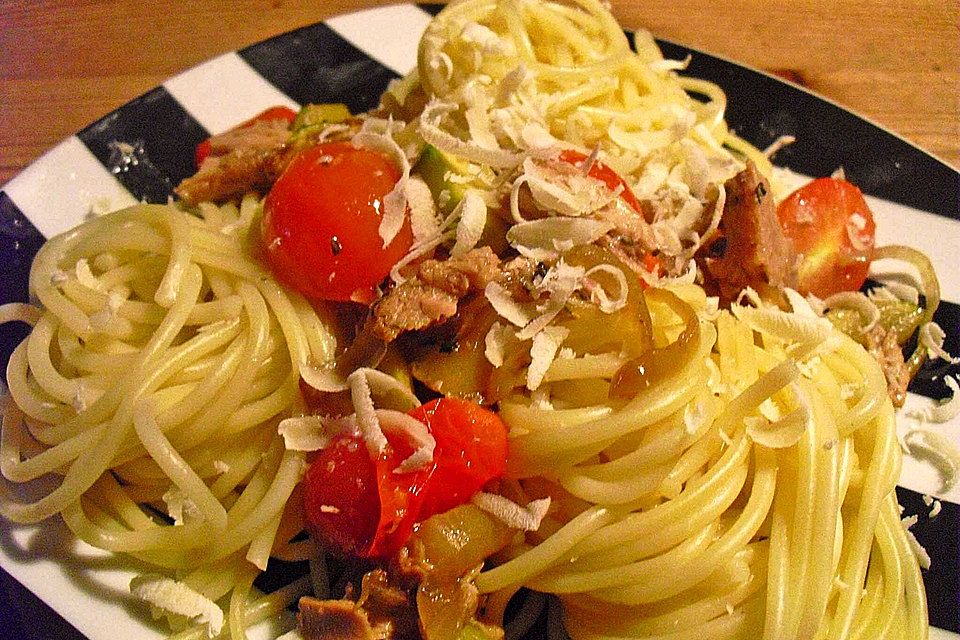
[
  {"xmin": 194, "ymin": 106, "xmax": 297, "ymax": 167},
  {"xmin": 409, "ymin": 398, "xmax": 509, "ymax": 520},
  {"xmin": 776, "ymin": 178, "xmax": 876, "ymax": 298},
  {"xmin": 302, "ymin": 398, "xmax": 509, "ymax": 560},
  {"xmin": 261, "ymin": 141, "xmax": 413, "ymax": 302},
  {"xmin": 303, "ymin": 432, "xmax": 432, "ymax": 560},
  {"xmin": 559, "ymin": 149, "xmax": 644, "ymax": 215}
]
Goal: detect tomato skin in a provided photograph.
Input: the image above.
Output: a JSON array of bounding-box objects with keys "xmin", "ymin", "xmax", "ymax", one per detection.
[
  {"xmin": 409, "ymin": 398, "xmax": 509, "ymax": 520},
  {"xmin": 776, "ymin": 178, "xmax": 876, "ymax": 298},
  {"xmin": 559, "ymin": 149, "xmax": 644, "ymax": 215},
  {"xmin": 262, "ymin": 142, "xmax": 413, "ymax": 302},
  {"xmin": 303, "ymin": 432, "xmax": 433, "ymax": 560},
  {"xmin": 194, "ymin": 106, "xmax": 297, "ymax": 167},
  {"xmin": 302, "ymin": 398, "xmax": 509, "ymax": 560}
]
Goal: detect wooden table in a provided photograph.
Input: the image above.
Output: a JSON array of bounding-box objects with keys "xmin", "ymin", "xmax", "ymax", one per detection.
[{"xmin": 1, "ymin": 0, "xmax": 958, "ymax": 186}]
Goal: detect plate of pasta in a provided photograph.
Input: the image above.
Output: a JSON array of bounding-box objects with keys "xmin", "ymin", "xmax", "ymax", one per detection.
[{"xmin": 1, "ymin": 2, "xmax": 958, "ymax": 640}]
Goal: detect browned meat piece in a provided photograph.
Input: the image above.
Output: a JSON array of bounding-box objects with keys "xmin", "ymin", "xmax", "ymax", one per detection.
[
  {"xmin": 370, "ymin": 247, "xmax": 503, "ymax": 341},
  {"xmin": 298, "ymin": 597, "xmax": 379, "ymax": 640},
  {"xmin": 864, "ymin": 324, "xmax": 911, "ymax": 407},
  {"xmin": 175, "ymin": 146, "xmax": 288, "ymax": 205},
  {"xmin": 695, "ymin": 161, "xmax": 798, "ymax": 305},
  {"xmin": 175, "ymin": 119, "xmax": 360, "ymax": 204}
]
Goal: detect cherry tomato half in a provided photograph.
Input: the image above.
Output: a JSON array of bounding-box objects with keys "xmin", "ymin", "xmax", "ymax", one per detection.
[
  {"xmin": 559, "ymin": 149, "xmax": 644, "ymax": 215},
  {"xmin": 410, "ymin": 398, "xmax": 509, "ymax": 520},
  {"xmin": 776, "ymin": 177, "xmax": 876, "ymax": 298},
  {"xmin": 194, "ymin": 106, "xmax": 297, "ymax": 167},
  {"xmin": 302, "ymin": 398, "xmax": 508, "ymax": 560},
  {"xmin": 261, "ymin": 142, "xmax": 413, "ymax": 302},
  {"xmin": 303, "ymin": 432, "xmax": 432, "ymax": 560}
]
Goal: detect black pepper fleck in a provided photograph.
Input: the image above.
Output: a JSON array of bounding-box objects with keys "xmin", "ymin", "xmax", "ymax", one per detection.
[
  {"xmin": 754, "ymin": 181, "xmax": 767, "ymax": 205},
  {"xmin": 330, "ymin": 236, "xmax": 342, "ymax": 256}
]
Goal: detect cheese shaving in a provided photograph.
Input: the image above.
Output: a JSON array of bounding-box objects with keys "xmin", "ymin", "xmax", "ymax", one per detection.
[
  {"xmin": 75, "ymin": 258, "xmax": 104, "ymax": 291},
  {"xmin": 451, "ymin": 190, "xmax": 487, "ymax": 257},
  {"xmin": 130, "ymin": 574, "xmax": 224, "ymax": 638},
  {"xmin": 906, "ymin": 375, "xmax": 960, "ymax": 424},
  {"xmin": 527, "ymin": 325, "xmax": 570, "ymax": 391},
  {"xmin": 485, "ymin": 282, "xmax": 535, "ymax": 328},
  {"xmin": 353, "ymin": 128, "xmax": 411, "ymax": 248},
  {"xmin": 405, "ymin": 175, "xmax": 440, "ymax": 243},
  {"xmin": 484, "ymin": 321, "xmax": 517, "ymax": 368},
  {"xmin": 902, "ymin": 428, "xmax": 959, "ymax": 492},
  {"xmin": 506, "ymin": 218, "xmax": 614, "ymax": 256},
  {"xmin": 745, "ymin": 383, "xmax": 810, "ymax": 449},
  {"xmin": 278, "ymin": 415, "xmax": 334, "ymax": 452},
  {"xmin": 583, "ymin": 264, "xmax": 629, "ymax": 313},
  {"xmin": 929, "ymin": 498, "xmax": 943, "ymax": 518},
  {"xmin": 348, "ymin": 370, "xmax": 388, "ymax": 456},
  {"xmin": 419, "ymin": 102, "xmax": 522, "ymax": 168},
  {"xmin": 919, "ymin": 322, "xmax": 960, "ymax": 364},
  {"xmin": 376, "ymin": 410, "xmax": 436, "ymax": 474},
  {"xmin": 731, "ymin": 302, "xmax": 835, "ymax": 350},
  {"xmin": 517, "ymin": 261, "xmax": 585, "ymax": 341},
  {"xmin": 162, "ymin": 487, "xmax": 202, "ymax": 526},
  {"xmin": 471, "ymin": 493, "xmax": 551, "ymax": 531}
]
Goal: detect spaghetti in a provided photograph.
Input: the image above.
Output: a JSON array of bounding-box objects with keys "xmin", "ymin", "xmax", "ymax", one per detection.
[
  {"xmin": 1, "ymin": 197, "xmax": 330, "ymax": 635},
  {"xmin": 0, "ymin": 0, "xmax": 936, "ymax": 639}
]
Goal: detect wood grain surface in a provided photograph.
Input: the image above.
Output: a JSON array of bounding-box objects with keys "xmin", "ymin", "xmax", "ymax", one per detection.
[{"xmin": 1, "ymin": 0, "xmax": 957, "ymax": 188}]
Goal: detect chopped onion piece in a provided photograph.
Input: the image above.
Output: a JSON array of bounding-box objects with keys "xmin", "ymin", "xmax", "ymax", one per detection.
[
  {"xmin": 471, "ymin": 493, "xmax": 551, "ymax": 531},
  {"xmin": 130, "ymin": 574, "xmax": 224, "ymax": 638},
  {"xmin": 823, "ymin": 291, "xmax": 880, "ymax": 332}
]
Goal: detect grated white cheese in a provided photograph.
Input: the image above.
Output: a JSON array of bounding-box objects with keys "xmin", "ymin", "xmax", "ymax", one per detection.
[
  {"xmin": 353, "ymin": 128, "xmax": 411, "ymax": 248},
  {"xmin": 162, "ymin": 487, "xmax": 201, "ymax": 526},
  {"xmin": 471, "ymin": 493, "xmax": 551, "ymax": 531},
  {"xmin": 348, "ymin": 370, "xmax": 388, "ymax": 456},
  {"xmin": 278, "ymin": 415, "xmax": 334, "ymax": 452},
  {"xmin": 405, "ymin": 175, "xmax": 441, "ymax": 243},
  {"xmin": 377, "ymin": 409, "xmax": 436, "ymax": 474},
  {"xmin": 485, "ymin": 282, "xmax": 535, "ymax": 328},
  {"xmin": 527, "ymin": 325, "xmax": 570, "ymax": 391},
  {"xmin": 906, "ymin": 375, "xmax": 960, "ymax": 424},
  {"xmin": 484, "ymin": 321, "xmax": 517, "ymax": 368},
  {"xmin": 919, "ymin": 322, "xmax": 960, "ymax": 365},
  {"xmin": 213, "ymin": 460, "xmax": 230, "ymax": 475},
  {"xmin": 74, "ymin": 258, "xmax": 104, "ymax": 291},
  {"xmin": 506, "ymin": 218, "xmax": 614, "ymax": 258},
  {"xmin": 451, "ymin": 189, "xmax": 488, "ymax": 257},
  {"xmin": 582, "ymin": 264, "xmax": 629, "ymax": 313},
  {"xmin": 902, "ymin": 428, "xmax": 959, "ymax": 492},
  {"xmin": 516, "ymin": 261, "xmax": 585, "ymax": 341},
  {"xmin": 929, "ymin": 499, "xmax": 942, "ymax": 518},
  {"xmin": 130, "ymin": 574, "xmax": 224, "ymax": 638}
]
